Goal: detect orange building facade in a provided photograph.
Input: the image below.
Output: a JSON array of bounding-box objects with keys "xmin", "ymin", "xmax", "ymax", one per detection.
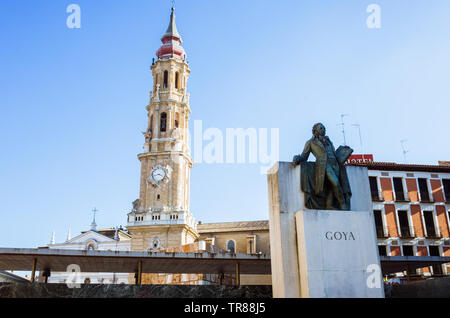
[{"xmin": 352, "ymin": 161, "xmax": 450, "ymax": 277}]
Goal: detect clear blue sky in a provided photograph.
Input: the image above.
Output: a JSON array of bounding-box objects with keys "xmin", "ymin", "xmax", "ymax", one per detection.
[{"xmin": 1, "ymin": 0, "xmax": 450, "ymax": 248}]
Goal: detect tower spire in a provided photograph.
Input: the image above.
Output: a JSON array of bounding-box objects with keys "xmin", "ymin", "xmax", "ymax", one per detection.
[
  {"xmin": 164, "ymin": 7, "xmax": 180, "ymax": 39},
  {"xmin": 156, "ymin": 7, "xmax": 186, "ymax": 60}
]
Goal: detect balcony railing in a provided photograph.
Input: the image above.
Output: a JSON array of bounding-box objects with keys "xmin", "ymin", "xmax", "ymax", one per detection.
[
  {"xmin": 445, "ymin": 194, "xmax": 450, "ymax": 204},
  {"xmin": 419, "ymin": 192, "xmax": 434, "ymax": 203},
  {"xmin": 400, "ymin": 227, "xmax": 414, "ymax": 238},
  {"xmin": 425, "ymin": 226, "xmax": 441, "ymax": 239},
  {"xmin": 371, "ymin": 191, "xmax": 384, "ymax": 202},
  {"xmin": 394, "ymin": 191, "xmax": 410, "ymax": 202},
  {"xmin": 376, "ymin": 227, "xmax": 388, "ymax": 238}
]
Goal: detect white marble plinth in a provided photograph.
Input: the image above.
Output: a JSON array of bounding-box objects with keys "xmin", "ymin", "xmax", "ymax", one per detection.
[
  {"xmin": 296, "ymin": 209, "xmax": 384, "ymax": 298},
  {"xmin": 267, "ymin": 161, "xmax": 383, "ymax": 298}
]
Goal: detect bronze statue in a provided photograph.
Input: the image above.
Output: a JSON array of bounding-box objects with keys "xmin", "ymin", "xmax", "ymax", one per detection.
[{"xmin": 293, "ymin": 123, "xmax": 353, "ymax": 211}]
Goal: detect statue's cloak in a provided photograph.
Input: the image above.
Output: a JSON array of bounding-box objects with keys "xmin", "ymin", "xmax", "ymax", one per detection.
[
  {"xmin": 296, "ymin": 137, "xmax": 352, "ymax": 210},
  {"xmin": 300, "ymin": 162, "xmax": 352, "ymax": 210}
]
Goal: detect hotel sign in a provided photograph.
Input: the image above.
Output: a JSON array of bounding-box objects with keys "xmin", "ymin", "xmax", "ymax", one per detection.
[{"xmin": 345, "ymin": 154, "xmax": 374, "ymax": 165}]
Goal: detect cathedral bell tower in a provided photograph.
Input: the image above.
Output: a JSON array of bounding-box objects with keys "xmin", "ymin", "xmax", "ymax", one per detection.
[{"xmin": 127, "ymin": 8, "xmax": 198, "ymax": 251}]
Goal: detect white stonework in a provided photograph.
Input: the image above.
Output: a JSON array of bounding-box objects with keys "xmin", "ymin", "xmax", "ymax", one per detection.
[
  {"xmin": 267, "ymin": 161, "xmax": 383, "ymax": 298},
  {"xmin": 295, "ymin": 209, "xmax": 384, "ymax": 298}
]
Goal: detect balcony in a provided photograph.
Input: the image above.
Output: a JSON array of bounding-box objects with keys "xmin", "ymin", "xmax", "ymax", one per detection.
[
  {"xmin": 419, "ymin": 192, "xmax": 434, "ymax": 203},
  {"xmin": 371, "ymin": 191, "xmax": 384, "ymax": 202},
  {"xmin": 445, "ymin": 195, "xmax": 450, "ymax": 204},
  {"xmin": 425, "ymin": 227, "xmax": 442, "ymax": 239},
  {"xmin": 394, "ymin": 191, "xmax": 410, "ymax": 203},
  {"xmin": 376, "ymin": 227, "xmax": 388, "ymax": 238},
  {"xmin": 400, "ymin": 227, "xmax": 415, "ymax": 239}
]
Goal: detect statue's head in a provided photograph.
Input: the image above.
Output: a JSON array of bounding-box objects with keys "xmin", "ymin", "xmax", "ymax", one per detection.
[{"xmin": 312, "ymin": 123, "xmax": 326, "ymax": 137}]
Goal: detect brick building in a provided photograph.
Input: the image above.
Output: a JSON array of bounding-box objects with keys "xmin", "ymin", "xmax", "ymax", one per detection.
[{"xmin": 350, "ymin": 160, "xmax": 450, "ymax": 277}]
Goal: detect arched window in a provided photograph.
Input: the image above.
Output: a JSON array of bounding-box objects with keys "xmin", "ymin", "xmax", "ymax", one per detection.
[
  {"xmin": 149, "ymin": 115, "xmax": 153, "ymax": 132},
  {"xmin": 163, "ymin": 71, "xmax": 168, "ymax": 88},
  {"xmin": 175, "ymin": 72, "xmax": 179, "ymax": 89},
  {"xmin": 160, "ymin": 113, "xmax": 167, "ymax": 132},
  {"xmin": 227, "ymin": 240, "xmax": 236, "ymax": 254}
]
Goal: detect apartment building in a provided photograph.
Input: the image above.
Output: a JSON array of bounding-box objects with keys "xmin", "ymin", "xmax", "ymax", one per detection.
[{"xmin": 351, "ymin": 160, "xmax": 450, "ymax": 276}]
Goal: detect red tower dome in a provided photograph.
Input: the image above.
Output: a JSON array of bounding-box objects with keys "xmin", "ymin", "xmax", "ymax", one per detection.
[{"xmin": 156, "ymin": 8, "xmax": 186, "ymax": 61}]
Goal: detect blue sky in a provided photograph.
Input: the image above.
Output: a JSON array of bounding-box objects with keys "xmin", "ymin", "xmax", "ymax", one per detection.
[{"xmin": 1, "ymin": 0, "xmax": 450, "ymax": 248}]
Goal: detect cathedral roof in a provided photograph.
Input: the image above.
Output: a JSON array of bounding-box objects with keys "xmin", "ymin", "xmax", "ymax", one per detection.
[
  {"xmin": 79, "ymin": 228, "xmax": 131, "ymax": 241},
  {"xmin": 156, "ymin": 8, "xmax": 186, "ymax": 61},
  {"xmin": 197, "ymin": 220, "xmax": 269, "ymax": 233}
]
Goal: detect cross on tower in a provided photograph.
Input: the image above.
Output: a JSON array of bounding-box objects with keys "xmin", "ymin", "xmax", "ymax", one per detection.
[{"xmin": 90, "ymin": 207, "xmax": 98, "ymax": 231}]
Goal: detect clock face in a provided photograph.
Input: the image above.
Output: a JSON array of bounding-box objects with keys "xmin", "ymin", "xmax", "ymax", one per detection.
[{"xmin": 151, "ymin": 168, "xmax": 166, "ymax": 182}]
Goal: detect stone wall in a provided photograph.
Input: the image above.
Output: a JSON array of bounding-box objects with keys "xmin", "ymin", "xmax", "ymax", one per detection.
[
  {"xmin": 0, "ymin": 283, "xmax": 272, "ymax": 298},
  {"xmin": 385, "ymin": 276, "xmax": 450, "ymax": 298}
]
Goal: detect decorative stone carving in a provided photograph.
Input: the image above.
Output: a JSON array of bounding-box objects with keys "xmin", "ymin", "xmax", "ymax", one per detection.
[
  {"xmin": 155, "ymin": 84, "xmax": 160, "ymax": 101},
  {"xmin": 143, "ymin": 130, "xmax": 152, "ymax": 143},
  {"xmin": 149, "ymin": 236, "xmax": 162, "ymax": 250},
  {"xmin": 132, "ymin": 199, "xmax": 140, "ymax": 212},
  {"xmin": 171, "ymin": 127, "xmax": 181, "ymax": 139}
]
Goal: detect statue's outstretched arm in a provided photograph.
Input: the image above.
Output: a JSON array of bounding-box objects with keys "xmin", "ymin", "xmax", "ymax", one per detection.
[{"xmin": 293, "ymin": 141, "xmax": 311, "ymax": 165}]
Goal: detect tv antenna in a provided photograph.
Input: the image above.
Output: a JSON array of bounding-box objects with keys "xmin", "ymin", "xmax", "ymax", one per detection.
[
  {"xmin": 337, "ymin": 114, "xmax": 349, "ymax": 145},
  {"xmin": 352, "ymin": 123, "xmax": 363, "ymax": 153},
  {"xmin": 400, "ymin": 139, "xmax": 409, "ymax": 163}
]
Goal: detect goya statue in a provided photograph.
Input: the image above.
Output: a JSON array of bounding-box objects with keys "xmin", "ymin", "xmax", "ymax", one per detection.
[{"xmin": 293, "ymin": 123, "xmax": 353, "ymax": 211}]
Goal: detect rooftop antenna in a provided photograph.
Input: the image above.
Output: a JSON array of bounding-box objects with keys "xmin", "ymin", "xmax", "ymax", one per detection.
[
  {"xmin": 401, "ymin": 139, "xmax": 409, "ymax": 163},
  {"xmin": 352, "ymin": 123, "xmax": 363, "ymax": 153},
  {"xmin": 90, "ymin": 207, "xmax": 98, "ymax": 231},
  {"xmin": 337, "ymin": 114, "xmax": 349, "ymax": 145}
]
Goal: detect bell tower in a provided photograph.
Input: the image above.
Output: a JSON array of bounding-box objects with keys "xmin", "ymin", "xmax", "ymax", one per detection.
[{"xmin": 127, "ymin": 8, "xmax": 198, "ymax": 251}]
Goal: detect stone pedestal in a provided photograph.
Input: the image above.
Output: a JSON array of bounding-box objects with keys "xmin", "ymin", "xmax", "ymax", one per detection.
[
  {"xmin": 267, "ymin": 162, "xmax": 384, "ymax": 298},
  {"xmin": 296, "ymin": 209, "xmax": 384, "ymax": 298}
]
